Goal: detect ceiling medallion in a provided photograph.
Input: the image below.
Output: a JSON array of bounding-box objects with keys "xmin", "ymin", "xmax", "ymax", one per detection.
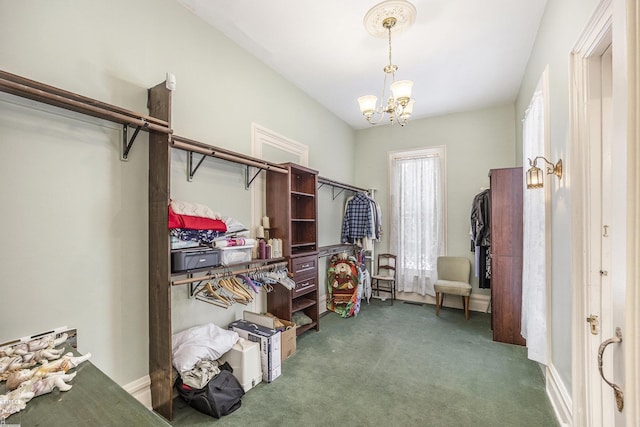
[{"xmin": 363, "ymin": 0, "xmax": 417, "ymax": 38}]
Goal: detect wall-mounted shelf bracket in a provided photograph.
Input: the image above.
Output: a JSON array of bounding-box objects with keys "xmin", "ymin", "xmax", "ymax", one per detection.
[
  {"xmin": 331, "ymin": 187, "xmax": 345, "ymax": 200},
  {"xmin": 170, "ymin": 134, "xmax": 288, "ymax": 186},
  {"xmin": 317, "ymin": 176, "xmax": 369, "ymax": 200},
  {"xmin": 246, "ymin": 166, "xmax": 263, "ymax": 189},
  {"xmin": 317, "ymin": 182, "xmax": 344, "ymax": 199},
  {"xmin": 121, "ymin": 121, "xmax": 149, "ymax": 161},
  {"xmin": 187, "ymin": 151, "xmax": 207, "ymax": 182}
]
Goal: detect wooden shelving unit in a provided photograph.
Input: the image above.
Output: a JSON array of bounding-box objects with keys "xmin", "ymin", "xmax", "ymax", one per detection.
[
  {"xmin": 146, "ymin": 84, "xmax": 292, "ymax": 420},
  {"xmin": 266, "ymin": 163, "xmax": 320, "ymax": 335}
]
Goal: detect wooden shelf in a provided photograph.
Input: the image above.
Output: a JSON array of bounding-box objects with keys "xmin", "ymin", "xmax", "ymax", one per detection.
[
  {"xmin": 296, "ymin": 322, "xmax": 317, "ymax": 336},
  {"xmin": 266, "ymin": 163, "xmax": 320, "ymax": 335},
  {"xmin": 292, "ymin": 296, "xmax": 316, "ymax": 312}
]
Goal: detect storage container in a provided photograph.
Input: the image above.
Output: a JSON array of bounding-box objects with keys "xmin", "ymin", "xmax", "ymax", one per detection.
[
  {"xmin": 219, "ymin": 338, "xmax": 262, "ymax": 392},
  {"xmin": 219, "ymin": 245, "xmax": 253, "ymax": 265},
  {"xmin": 171, "ymin": 247, "xmax": 221, "ymax": 272}
]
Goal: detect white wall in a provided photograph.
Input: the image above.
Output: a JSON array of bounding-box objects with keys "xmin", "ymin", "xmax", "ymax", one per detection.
[
  {"xmin": 514, "ymin": 0, "xmax": 600, "ymax": 392},
  {"xmin": 354, "ymin": 104, "xmax": 517, "ymax": 297},
  {"xmin": 0, "ymin": 0, "xmax": 355, "ymax": 385}
]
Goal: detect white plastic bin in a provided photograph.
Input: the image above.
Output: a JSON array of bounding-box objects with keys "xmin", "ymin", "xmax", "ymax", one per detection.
[
  {"xmin": 219, "ymin": 338, "xmax": 262, "ymax": 392},
  {"xmin": 219, "ymin": 245, "xmax": 253, "ymax": 265}
]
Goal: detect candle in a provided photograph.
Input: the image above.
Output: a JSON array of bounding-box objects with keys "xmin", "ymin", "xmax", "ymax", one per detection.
[
  {"xmin": 262, "ymin": 216, "xmax": 270, "ymax": 228},
  {"xmin": 256, "ymin": 226, "xmax": 265, "ymax": 239}
]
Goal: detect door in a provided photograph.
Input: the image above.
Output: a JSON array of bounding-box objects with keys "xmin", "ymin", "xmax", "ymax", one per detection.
[
  {"xmin": 585, "ymin": 42, "xmax": 624, "ymax": 426},
  {"xmin": 570, "ymin": 1, "xmax": 628, "ymax": 425}
]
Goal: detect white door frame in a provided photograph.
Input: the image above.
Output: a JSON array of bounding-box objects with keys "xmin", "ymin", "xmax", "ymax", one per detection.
[
  {"xmin": 249, "ymin": 123, "xmax": 308, "ymax": 312},
  {"xmin": 624, "ymin": 0, "xmax": 640, "ymax": 424},
  {"xmin": 249, "ymin": 122, "xmax": 308, "ymax": 231},
  {"xmin": 570, "ymin": 0, "xmax": 635, "ymax": 425}
]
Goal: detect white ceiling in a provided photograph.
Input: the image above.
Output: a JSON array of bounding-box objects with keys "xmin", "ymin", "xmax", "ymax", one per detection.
[{"xmin": 175, "ymin": 0, "xmax": 548, "ymax": 130}]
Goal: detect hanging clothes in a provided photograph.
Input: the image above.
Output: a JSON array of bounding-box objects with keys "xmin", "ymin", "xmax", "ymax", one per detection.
[
  {"xmin": 470, "ymin": 189, "xmax": 491, "ymax": 288},
  {"xmin": 341, "ymin": 192, "xmax": 381, "ymax": 244}
]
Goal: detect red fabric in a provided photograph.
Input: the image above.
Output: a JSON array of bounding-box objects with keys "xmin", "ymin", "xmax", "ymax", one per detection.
[
  {"xmin": 168, "ymin": 206, "xmax": 227, "ymax": 232},
  {"xmin": 168, "ymin": 206, "xmax": 182, "ymax": 229}
]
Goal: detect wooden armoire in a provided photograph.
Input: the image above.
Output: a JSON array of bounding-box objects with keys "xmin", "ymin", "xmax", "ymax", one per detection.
[{"xmin": 490, "ymin": 167, "xmax": 526, "ymax": 346}]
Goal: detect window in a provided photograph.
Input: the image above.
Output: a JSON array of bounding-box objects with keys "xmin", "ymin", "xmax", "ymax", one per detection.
[{"xmin": 389, "ymin": 146, "xmax": 446, "ymax": 296}]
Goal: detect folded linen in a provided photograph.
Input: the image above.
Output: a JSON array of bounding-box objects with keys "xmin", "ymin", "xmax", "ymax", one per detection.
[
  {"xmin": 171, "ymin": 199, "xmax": 221, "ymax": 220},
  {"xmin": 168, "ymin": 206, "xmax": 227, "ymax": 231}
]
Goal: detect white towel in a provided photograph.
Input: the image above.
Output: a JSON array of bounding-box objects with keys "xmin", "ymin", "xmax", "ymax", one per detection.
[{"xmin": 171, "ymin": 200, "xmax": 221, "ymax": 220}]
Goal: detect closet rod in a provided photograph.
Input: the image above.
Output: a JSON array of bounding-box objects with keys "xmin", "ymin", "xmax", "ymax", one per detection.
[
  {"xmin": 172, "ymin": 260, "xmax": 288, "ymax": 286},
  {"xmin": 0, "ymin": 70, "xmax": 172, "ymax": 134},
  {"xmin": 318, "ymin": 243, "xmax": 360, "ymax": 258},
  {"xmin": 318, "ymin": 176, "xmax": 368, "ymax": 194},
  {"xmin": 171, "ymin": 135, "xmax": 288, "ymax": 174}
]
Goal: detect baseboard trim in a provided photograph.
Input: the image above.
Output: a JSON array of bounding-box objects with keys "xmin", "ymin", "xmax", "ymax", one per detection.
[
  {"xmin": 546, "ymin": 363, "xmax": 572, "ymax": 426},
  {"xmin": 123, "ymin": 375, "xmax": 152, "ymax": 409},
  {"xmin": 395, "ymin": 291, "xmax": 492, "ymax": 313},
  {"xmin": 319, "ymin": 293, "xmax": 328, "ymax": 314}
]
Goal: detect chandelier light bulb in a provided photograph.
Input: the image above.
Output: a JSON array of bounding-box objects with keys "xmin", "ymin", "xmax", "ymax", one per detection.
[
  {"xmin": 390, "ymin": 80, "xmax": 413, "ymax": 105},
  {"xmin": 357, "ymin": 95, "xmax": 378, "ymax": 117}
]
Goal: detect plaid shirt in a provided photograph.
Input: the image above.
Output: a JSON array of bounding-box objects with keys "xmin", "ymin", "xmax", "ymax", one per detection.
[{"xmin": 341, "ymin": 192, "xmax": 373, "ymax": 243}]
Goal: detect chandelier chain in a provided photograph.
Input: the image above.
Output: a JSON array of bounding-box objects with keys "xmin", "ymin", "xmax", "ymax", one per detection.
[{"xmin": 388, "ymin": 25, "xmax": 393, "ymax": 76}]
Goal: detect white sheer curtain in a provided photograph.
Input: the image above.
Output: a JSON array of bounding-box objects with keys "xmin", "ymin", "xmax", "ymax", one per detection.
[
  {"xmin": 389, "ymin": 148, "xmax": 445, "ymax": 296},
  {"xmin": 521, "ymin": 74, "xmax": 548, "ymax": 365}
]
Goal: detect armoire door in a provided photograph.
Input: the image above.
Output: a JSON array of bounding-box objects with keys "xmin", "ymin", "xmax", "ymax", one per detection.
[{"xmin": 490, "ymin": 167, "xmax": 526, "ymax": 346}]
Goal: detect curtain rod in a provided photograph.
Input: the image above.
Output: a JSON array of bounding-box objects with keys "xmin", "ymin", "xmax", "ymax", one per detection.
[
  {"xmin": 171, "ymin": 135, "xmax": 288, "ymax": 174},
  {"xmin": 172, "ymin": 260, "xmax": 288, "ymax": 286},
  {"xmin": 0, "ymin": 70, "xmax": 172, "ymax": 134},
  {"xmin": 317, "ymin": 176, "xmax": 369, "ymax": 194}
]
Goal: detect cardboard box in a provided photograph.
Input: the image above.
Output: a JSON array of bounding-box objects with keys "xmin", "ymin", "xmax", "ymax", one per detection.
[
  {"xmin": 242, "ymin": 311, "xmax": 297, "ymax": 362},
  {"xmin": 241, "ymin": 311, "xmax": 296, "ymax": 362},
  {"xmin": 228, "ymin": 319, "xmax": 281, "ymax": 383},
  {"xmin": 279, "ymin": 319, "xmax": 297, "ymax": 362}
]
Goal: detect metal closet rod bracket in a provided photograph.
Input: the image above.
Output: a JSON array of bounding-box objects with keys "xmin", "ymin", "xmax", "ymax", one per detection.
[
  {"xmin": 317, "ymin": 176, "xmax": 370, "ymax": 200},
  {"xmin": 245, "ymin": 166, "xmax": 264, "ymax": 189},
  {"xmin": 187, "ymin": 151, "xmax": 207, "ymax": 182},
  {"xmin": 0, "ymin": 70, "xmax": 172, "ymax": 163},
  {"xmin": 121, "ymin": 121, "xmax": 149, "ymax": 161},
  {"xmin": 170, "ymin": 135, "xmax": 288, "ymax": 187}
]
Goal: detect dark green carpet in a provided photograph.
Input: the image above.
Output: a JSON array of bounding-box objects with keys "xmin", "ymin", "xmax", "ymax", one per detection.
[{"xmin": 170, "ymin": 299, "xmax": 558, "ymax": 426}]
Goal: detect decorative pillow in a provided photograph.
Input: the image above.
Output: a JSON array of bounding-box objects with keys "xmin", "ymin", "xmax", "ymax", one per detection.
[{"xmin": 172, "ymin": 323, "xmax": 239, "ymax": 373}]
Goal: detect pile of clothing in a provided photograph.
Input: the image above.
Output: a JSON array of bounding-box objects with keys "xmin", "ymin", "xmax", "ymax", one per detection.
[{"xmin": 168, "ymin": 199, "xmax": 248, "ymax": 249}]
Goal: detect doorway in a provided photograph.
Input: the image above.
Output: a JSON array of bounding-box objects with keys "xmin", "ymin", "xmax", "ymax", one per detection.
[{"xmin": 570, "ymin": 1, "xmax": 628, "ymax": 425}]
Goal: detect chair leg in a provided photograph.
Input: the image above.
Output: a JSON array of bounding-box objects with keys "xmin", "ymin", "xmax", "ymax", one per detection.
[
  {"xmin": 435, "ymin": 292, "xmax": 440, "ymax": 316},
  {"xmin": 464, "ymin": 296, "xmax": 470, "ymax": 320},
  {"xmin": 390, "ymin": 280, "xmax": 395, "ymax": 305}
]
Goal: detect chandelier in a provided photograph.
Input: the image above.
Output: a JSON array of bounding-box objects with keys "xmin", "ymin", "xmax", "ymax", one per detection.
[{"xmin": 357, "ymin": 0, "xmax": 417, "ymax": 126}]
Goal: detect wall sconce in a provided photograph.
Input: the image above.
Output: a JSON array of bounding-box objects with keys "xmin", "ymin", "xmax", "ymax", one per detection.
[{"xmin": 526, "ymin": 156, "xmax": 563, "ymax": 189}]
